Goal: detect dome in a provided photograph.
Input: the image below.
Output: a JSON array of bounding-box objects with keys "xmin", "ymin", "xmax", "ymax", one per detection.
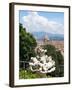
[{"xmin": 44, "ymin": 35, "xmax": 49, "ymax": 40}]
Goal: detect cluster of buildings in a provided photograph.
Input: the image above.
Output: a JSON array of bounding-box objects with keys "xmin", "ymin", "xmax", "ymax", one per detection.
[{"xmin": 37, "ymin": 35, "xmax": 64, "ymax": 56}]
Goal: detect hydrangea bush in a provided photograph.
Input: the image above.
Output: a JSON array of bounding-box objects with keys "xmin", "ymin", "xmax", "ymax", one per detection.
[{"xmin": 29, "ymin": 46, "xmax": 56, "ymax": 74}]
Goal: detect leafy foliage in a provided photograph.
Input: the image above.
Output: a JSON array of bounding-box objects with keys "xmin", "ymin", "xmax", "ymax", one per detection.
[
  {"xmin": 44, "ymin": 45, "xmax": 64, "ymax": 77},
  {"xmin": 56, "ymin": 51, "xmax": 64, "ymax": 77},
  {"xmin": 44, "ymin": 45, "xmax": 56, "ymax": 60},
  {"xmin": 19, "ymin": 23, "xmax": 37, "ymax": 68},
  {"xmin": 19, "ymin": 69, "xmax": 51, "ymax": 79}
]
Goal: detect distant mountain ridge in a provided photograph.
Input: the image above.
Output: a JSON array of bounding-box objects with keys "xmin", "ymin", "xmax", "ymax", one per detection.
[{"xmin": 31, "ymin": 31, "xmax": 64, "ymax": 41}]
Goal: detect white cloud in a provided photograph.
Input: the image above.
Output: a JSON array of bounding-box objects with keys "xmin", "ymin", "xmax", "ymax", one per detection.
[{"xmin": 22, "ymin": 12, "xmax": 64, "ymax": 34}]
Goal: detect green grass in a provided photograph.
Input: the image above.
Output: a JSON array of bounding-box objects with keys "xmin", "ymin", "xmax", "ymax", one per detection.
[{"xmin": 19, "ymin": 69, "xmax": 51, "ymax": 79}]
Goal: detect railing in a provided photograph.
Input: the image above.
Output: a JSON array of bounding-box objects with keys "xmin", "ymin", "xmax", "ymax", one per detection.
[
  {"xmin": 19, "ymin": 60, "xmax": 64, "ymax": 70},
  {"xmin": 19, "ymin": 60, "xmax": 64, "ymax": 78},
  {"xmin": 19, "ymin": 60, "xmax": 30, "ymax": 70}
]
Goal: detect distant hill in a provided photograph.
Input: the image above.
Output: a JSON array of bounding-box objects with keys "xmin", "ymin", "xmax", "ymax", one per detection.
[{"xmin": 31, "ymin": 31, "xmax": 64, "ymax": 41}]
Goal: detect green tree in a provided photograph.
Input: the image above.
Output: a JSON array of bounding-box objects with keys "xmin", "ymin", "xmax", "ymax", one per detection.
[
  {"xmin": 56, "ymin": 51, "xmax": 64, "ymax": 77},
  {"xmin": 44, "ymin": 45, "xmax": 64, "ymax": 77},
  {"xmin": 19, "ymin": 23, "xmax": 37, "ymax": 68},
  {"xmin": 44, "ymin": 45, "xmax": 57, "ymax": 61}
]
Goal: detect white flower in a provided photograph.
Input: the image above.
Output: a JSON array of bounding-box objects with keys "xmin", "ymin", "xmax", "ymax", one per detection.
[
  {"xmin": 29, "ymin": 47, "xmax": 56, "ymax": 74},
  {"xmin": 47, "ymin": 67, "xmax": 56, "ymax": 73},
  {"xmin": 40, "ymin": 55, "xmax": 47, "ymax": 63},
  {"xmin": 31, "ymin": 57, "xmax": 39, "ymax": 64},
  {"xmin": 29, "ymin": 62, "xmax": 35, "ymax": 66}
]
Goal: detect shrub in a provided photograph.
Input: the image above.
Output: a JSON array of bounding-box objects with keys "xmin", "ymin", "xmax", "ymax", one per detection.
[
  {"xmin": 19, "ymin": 23, "xmax": 37, "ymax": 68},
  {"xmin": 44, "ymin": 45, "xmax": 64, "ymax": 77}
]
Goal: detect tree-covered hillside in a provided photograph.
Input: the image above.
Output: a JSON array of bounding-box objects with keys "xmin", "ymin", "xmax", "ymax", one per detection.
[{"xmin": 19, "ymin": 23, "xmax": 37, "ymax": 68}]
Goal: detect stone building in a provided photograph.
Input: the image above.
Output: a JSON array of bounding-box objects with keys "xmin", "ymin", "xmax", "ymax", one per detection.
[{"xmin": 43, "ymin": 34, "xmax": 49, "ymax": 44}]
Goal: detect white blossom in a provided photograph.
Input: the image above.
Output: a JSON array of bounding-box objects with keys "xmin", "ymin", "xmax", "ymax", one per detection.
[{"xmin": 29, "ymin": 47, "xmax": 56, "ymax": 74}]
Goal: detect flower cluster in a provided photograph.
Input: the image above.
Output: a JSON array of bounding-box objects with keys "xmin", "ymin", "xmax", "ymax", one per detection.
[{"xmin": 29, "ymin": 47, "xmax": 56, "ymax": 73}]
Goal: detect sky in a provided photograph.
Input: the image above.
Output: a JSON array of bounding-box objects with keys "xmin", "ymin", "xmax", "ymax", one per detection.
[{"xmin": 19, "ymin": 10, "xmax": 64, "ymax": 34}]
